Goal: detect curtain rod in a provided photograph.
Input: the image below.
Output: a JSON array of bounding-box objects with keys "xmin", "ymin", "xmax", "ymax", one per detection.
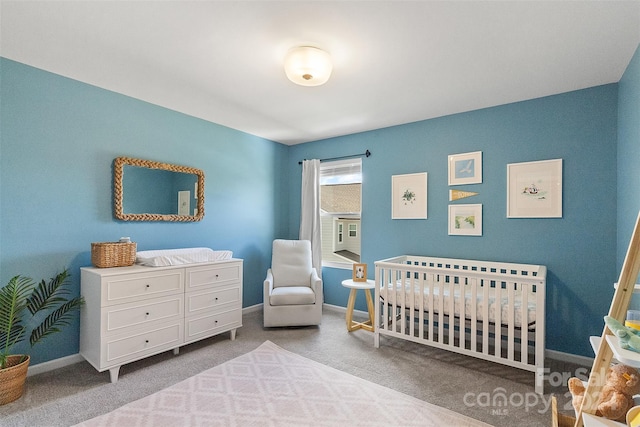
[{"xmin": 298, "ymin": 149, "xmax": 371, "ymax": 165}]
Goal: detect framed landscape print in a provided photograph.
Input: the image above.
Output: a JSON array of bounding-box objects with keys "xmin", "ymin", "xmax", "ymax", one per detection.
[
  {"xmin": 392, "ymin": 172, "xmax": 428, "ymax": 219},
  {"xmin": 448, "ymin": 151, "xmax": 482, "ymax": 185},
  {"xmin": 507, "ymin": 159, "xmax": 562, "ymax": 218},
  {"xmin": 448, "ymin": 204, "xmax": 482, "ymax": 236}
]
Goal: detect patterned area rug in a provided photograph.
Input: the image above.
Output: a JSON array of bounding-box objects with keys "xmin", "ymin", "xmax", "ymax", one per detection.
[{"xmin": 74, "ymin": 340, "xmax": 490, "ymax": 426}]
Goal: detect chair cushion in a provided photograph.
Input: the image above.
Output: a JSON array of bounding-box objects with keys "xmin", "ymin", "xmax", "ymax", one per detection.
[
  {"xmin": 271, "ymin": 239, "xmax": 313, "ymax": 287},
  {"xmin": 270, "ymin": 286, "xmax": 316, "ymax": 306}
]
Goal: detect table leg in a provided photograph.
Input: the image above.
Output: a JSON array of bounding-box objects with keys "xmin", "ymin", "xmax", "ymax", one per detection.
[
  {"xmin": 346, "ymin": 289, "xmax": 357, "ymax": 331},
  {"xmin": 364, "ymin": 289, "xmax": 375, "ymax": 330},
  {"xmin": 346, "ymin": 288, "xmax": 374, "ymax": 332}
]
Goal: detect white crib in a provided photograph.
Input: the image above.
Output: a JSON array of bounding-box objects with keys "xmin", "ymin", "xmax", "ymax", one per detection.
[{"xmin": 374, "ymin": 255, "xmax": 546, "ymax": 394}]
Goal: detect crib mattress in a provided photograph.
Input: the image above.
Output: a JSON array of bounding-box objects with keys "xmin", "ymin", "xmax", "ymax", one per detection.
[
  {"xmin": 380, "ymin": 282, "xmax": 536, "ymax": 328},
  {"xmin": 136, "ymin": 247, "xmax": 233, "ymax": 266}
]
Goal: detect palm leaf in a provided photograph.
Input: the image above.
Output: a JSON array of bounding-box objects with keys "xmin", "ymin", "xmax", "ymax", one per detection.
[
  {"xmin": 0, "ymin": 275, "xmax": 34, "ymax": 367},
  {"xmin": 26, "ymin": 269, "xmax": 71, "ymax": 315},
  {"xmin": 29, "ymin": 297, "xmax": 84, "ymax": 346}
]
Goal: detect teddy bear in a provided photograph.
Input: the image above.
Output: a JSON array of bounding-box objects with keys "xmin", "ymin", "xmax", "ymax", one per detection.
[{"xmin": 568, "ymin": 363, "xmax": 640, "ymax": 422}]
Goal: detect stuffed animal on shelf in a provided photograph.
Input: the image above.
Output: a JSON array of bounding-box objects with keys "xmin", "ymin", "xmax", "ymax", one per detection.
[
  {"xmin": 568, "ymin": 364, "xmax": 640, "ymax": 422},
  {"xmin": 605, "ymin": 315, "xmax": 640, "ymax": 353}
]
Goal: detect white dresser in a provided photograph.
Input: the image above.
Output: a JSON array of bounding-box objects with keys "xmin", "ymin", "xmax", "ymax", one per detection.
[{"xmin": 80, "ymin": 259, "xmax": 243, "ymax": 382}]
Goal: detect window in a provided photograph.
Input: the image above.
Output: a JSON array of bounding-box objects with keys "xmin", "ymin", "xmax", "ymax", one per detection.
[{"xmin": 319, "ymin": 159, "xmax": 362, "ymax": 268}]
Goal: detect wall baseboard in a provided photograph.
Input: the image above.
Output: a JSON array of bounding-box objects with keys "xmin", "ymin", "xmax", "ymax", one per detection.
[
  {"xmin": 26, "ymin": 304, "xmax": 593, "ymax": 376},
  {"xmin": 545, "ymin": 348, "xmax": 592, "ymax": 367},
  {"xmin": 242, "ymin": 303, "xmax": 263, "ymax": 314},
  {"xmin": 323, "ymin": 302, "xmax": 369, "ymax": 317},
  {"xmin": 27, "ymin": 353, "xmax": 85, "ymax": 377},
  {"xmin": 27, "ymin": 305, "xmax": 265, "ymax": 376}
]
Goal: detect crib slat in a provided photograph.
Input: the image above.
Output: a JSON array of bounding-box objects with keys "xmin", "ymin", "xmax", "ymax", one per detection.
[
  {"xmin": 521, "ymin": 283, "xmax": 529, "ymax": 363},
  {"xmin": 459, "ymin": 277, "xmax": 466, "ymax": 351},
  {"xmin": 447, "ymin": 277, "xmax": 454, "ymax": 347},
  {"xmin": 381, "ymin": 268, "xmax": 388, "ymax": 333},
  {"xmin": 535, "ymin": 277, "xmax": 546, "ymax": 394},
  {"xmin": 470, "ymin": 277, "xmax": 478, "ymax": 352},
  {"xmin": 418, "ymin": 272, "xmax": 425, "ymax": 340},
  {"xmin": 401, "ymin": 268, "xmax": 407, "ymax": 334},
  {"xmin": 494, "ymin": 283, "xmax": 501, "ymax": 359},
  {"xmin": 428, "ymin": 273, "xmax": 437, "ymax": 342},
  {"xmin": 390, "ymin": 268, "xmax": 397, "ymax": 333},
  {"xmin": 409, "ymin": 270, "xmax": 415, "ymax": 338},
  {"xmin": 437, "ymin": 274, "xmax": 444, "ymax": 344},
  {"xmin": 507, "ymin": 281, "xmax": 515, "ymax": 362},
  {"xmin": 482, "ymin": 279, "xmax": 490, "ymax": 356}
]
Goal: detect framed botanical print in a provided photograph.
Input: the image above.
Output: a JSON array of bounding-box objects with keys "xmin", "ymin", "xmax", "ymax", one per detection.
[{"xmin": 391, "ymin": 172, "xmax": 428, "ymax": 219}]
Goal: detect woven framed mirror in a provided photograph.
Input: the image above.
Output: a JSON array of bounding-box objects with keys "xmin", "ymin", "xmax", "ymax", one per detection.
[{"xmin": 113, "ymin": 156, "xmax": 205, "ymax": 222}]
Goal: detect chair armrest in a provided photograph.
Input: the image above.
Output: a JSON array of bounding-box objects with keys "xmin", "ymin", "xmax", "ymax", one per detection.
[
  {"xmin": 310, "ymin": 268, "xmax": 323, "ymax": 303},
  {"xmin": 264, "ymin": 269, "xmax": 274, "ymax": 299}
]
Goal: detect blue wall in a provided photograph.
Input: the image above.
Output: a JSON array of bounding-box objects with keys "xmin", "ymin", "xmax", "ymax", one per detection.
[
  {"xmin": 288, "ymin": 84, "xmax": 620, "ymax": 357},
  {"xmin": 617, "ymin": 45, "xmax": 640, "ymax": 275},
  {"xmin": 0, "ymin": 58, "xmax": 289, "ymax": 364},
  {"xmin": 1, "ymin": 43, "xmax": 638, "ymax": 364}
]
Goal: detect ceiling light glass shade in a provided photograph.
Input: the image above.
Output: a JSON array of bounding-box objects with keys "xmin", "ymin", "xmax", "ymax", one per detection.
[{"xmin": 284, "ymin": 46, "xmax": 332, "ymax": 87}]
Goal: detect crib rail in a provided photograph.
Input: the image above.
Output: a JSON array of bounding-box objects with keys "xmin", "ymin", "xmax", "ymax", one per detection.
[{"xmin": 374, "ymin": 255, "xmax": 546, "ymax": 394}]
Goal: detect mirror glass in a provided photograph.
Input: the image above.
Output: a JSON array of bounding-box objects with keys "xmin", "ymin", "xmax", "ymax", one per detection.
[{"xmin": 113, "ymin": 157, "xmax": 205, "ymax": 222}]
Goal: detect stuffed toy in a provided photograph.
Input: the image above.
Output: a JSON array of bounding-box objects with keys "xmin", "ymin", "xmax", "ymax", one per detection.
[
  {"xmin": 568, "ymin": 364, "xmax": 640, "ymax": 422},
  {"xmin": 605, "ymin": 315, "xmax": 640, "ymax": 353}
]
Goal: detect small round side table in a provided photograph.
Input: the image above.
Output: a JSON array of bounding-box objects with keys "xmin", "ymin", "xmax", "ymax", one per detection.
[{"xmin": 341, "ymin": 279, "xmax": 375, "ymax": 332}]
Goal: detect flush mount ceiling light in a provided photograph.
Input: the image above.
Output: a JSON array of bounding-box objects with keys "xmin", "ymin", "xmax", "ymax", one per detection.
[{"xmin": 284, "ymin": 46, "xmax": 332, "ymax": 87}]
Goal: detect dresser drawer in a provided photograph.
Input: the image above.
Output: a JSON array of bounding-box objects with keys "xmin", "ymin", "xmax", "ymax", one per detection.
[
  {"xmin": 103, "ymin": 295, "xmax": 184, "ymax": 334},
  {"xmin": 186, "ymin": 263, "xmax": 241, "ymax": 291},
  {"xmin": 185, "ymin": 286, "xmax": 240, "ymax": 317},
  {"xmin": 104, "ymin": 321, "xmax": 183, "ymax": 367},
  {"xmin": 102, "ymin": 270, "xmax": 184, "ymax": 306},
  {"xmin": 184, "ymin": 307, "xmax": 241, "ymax": 344}
]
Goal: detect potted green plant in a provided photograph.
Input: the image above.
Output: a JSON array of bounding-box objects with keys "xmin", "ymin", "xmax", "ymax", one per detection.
[{"xmin": 0, "ymin": 268, "xmax": 84, "ymax": 405}]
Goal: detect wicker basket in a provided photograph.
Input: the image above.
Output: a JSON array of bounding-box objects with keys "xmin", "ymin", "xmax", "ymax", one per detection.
[
  {"xmin": 0, "ymin": 355, "xmax": 30, "ymax": 405},
  {"xmin": 91, "ymin": 242, "xmax": 136, "ymax": 268}
]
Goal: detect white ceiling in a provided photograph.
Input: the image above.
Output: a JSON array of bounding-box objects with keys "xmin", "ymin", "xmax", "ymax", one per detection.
[{"xmin": 1, "ymin": 1, "xmax": 639, "ymax": 145}]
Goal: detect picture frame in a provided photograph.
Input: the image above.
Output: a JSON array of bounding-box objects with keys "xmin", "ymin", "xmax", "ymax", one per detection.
[
  {"xmin": 507, "ymin": 159, "xmax": 562, "ymax": 218},
  {"xmin": 352, "ymin": 263, "xmax": 367, "ymax": 282},
  {"xmin": 448, "ymin": 151, "xmax": 482, "ymax": 186},
  {"xmin": 448, "ymin": 204, "xmax": 482, "ymax": 236},
  {"xmin": 391, "ymin": 172, "xmax": 428, "ymax": 219}
]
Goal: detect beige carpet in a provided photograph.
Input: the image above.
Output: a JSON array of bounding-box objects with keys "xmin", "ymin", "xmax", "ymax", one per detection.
[{"xmin": 73, "ymin": 340, "xmax": 491, "ymax": 427}]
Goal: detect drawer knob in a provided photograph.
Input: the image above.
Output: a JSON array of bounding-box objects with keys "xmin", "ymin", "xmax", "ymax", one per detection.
[
  {"xmin": 145, "ymin": 340, "xmax": 149, "ymax": 344},
  {"xmin": 145, "ymin": 284, "xmax": 150, "ymax": 289},
  {"xmin": 146, "ymin": 312, "xmax": 150, "ymax": 316}
]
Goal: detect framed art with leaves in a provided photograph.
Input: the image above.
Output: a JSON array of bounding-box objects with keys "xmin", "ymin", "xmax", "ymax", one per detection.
[{"xmin": 392, "ymin": 172, "xmax": 428, "ymax": 219}]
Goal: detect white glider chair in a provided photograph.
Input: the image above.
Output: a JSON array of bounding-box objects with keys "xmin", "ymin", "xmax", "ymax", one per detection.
[{"xmin": 263, "ymin": 239, "xmax": 323, "ymax": 327}]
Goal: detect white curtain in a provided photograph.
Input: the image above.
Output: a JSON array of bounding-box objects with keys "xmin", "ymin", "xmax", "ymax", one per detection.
[{"xmin": 300, "ymin": 159, "xmax": 322, "ymax": 275}]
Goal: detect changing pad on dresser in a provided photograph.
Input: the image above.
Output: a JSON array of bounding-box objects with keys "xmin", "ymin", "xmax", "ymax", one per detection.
[{"xmin": 136, "ymin": 247, "xmax": 233, "ymax": 267}]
